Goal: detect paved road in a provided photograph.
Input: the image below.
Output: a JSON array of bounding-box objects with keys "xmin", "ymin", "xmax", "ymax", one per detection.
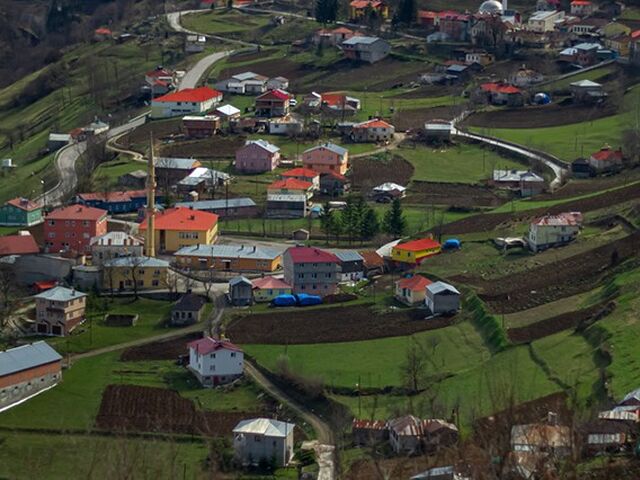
[
  {"xmin": 167, "ymin": 10, "xmax": 258, "ymax": 47},
  {"xmin": 179, "ymin": 51, "xmax": 231, "ymax": 90}
]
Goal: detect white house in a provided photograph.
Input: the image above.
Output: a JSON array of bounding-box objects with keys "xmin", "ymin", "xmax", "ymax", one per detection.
[
  {"xmin": 233, "ymin": 418, "xmax": 295, "ymax": 467},
  {"xmin": 528, "ymin": 212, "xmax": 582, "ymax": 252},
  {"xmin": 151, "ymin": 87, "xmax": 223, "ymax": 119},
  {"xmin": 187, "ymin": 337, "xmax": 244, "ymax": 387},
  {"xmin": 90, "ymin": 231, "xmax": 144, "ymax": 266}
]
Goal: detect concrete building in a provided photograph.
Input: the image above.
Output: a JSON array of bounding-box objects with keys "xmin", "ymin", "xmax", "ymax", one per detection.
[
  {"xmin": 283, "ymin": 247, "xmax": 340, "ymax": 297},
  {"xmin": 175, "ymin": 244, "xmax": 282, "ymax": 272},
  {"xmin": 188, "ymin": 336, "xmax": 244, "ymax": 386},
  {"xmin": 302, "ymin": 143, "xmax": 349, "ymax": 175},
  {"xmin": 102, "ymin": 256, "xmax": 170, "ymax": 291},
  {"xmin": 342, "ymin": 36, "xmax": 391, "ymax": 63},
  {"xmin": 235, "ymin": 139, "xmax": 281, "ymax": 173},
  {"xmin": 171, "ymin": 293, "xmax": 206, "ymax": 326},
  {"xmin": 139, "ymin": 207, "xmax": 219, "ymax": 253},
  {"xmin": 349, "ymin": 119, "xmax": 395, "ymax": 143},
  {"xmin": 44, "ymin": 204, "xmax": 108, "ymax": 254},
  {"xmin": 490, "ymin": 170, "xmax": 545, "ymax": 197},
  {"xmin": 151, "ymin": 87, "xmax": 223, "ymax": 119},
  {"xmin": 255, "ymin": 89, "xmax": 290, "ymax": 118},
  {"xmin": 528, "ymin": 212, "xmax": 582, "ymax": 252},
  {"xmin": 90, "ymin": 232, "xmax": 144, "ymax": 266},
  {"xmin": 233, "ymin": 418, "xmax": 295, "ymax": 467},
  {"xmin": 395, "ymin": 275, "xmax": 432, "ymax": 306},
  {"xmin": 527, "ymin": 10, "xmax": 565, "ymax": 32},
  {"xmin": 182, "ymin": 115, "xmax": 220, "ymax": 138},
  {"xmin": 0, "ymin": 341, "xmax": 62, "ymax": 412},
  {"xmin": 425, "ymin": 282, "xmax": 461, "ymax": 315},
  {"xmin": 333, "ymin": 250, "xmax": 364, "ymax": 283},
  {"xmin": 175, "ymin": 198, "xmax": 258, "ymax": 219},
  {"xmin": 228, "ymin": 276, "xmax": 254, "ymax": 306},
  {"xmin": 266, "ymin": 193, "xmax": 308, "ymax": 219},
  {"xmin": 34, "ymin": 286, "xmax": 87, "ymax": 337},
  {"xmin": 0, "ymin": 197, "xmax": 43, "ymax": 227}
]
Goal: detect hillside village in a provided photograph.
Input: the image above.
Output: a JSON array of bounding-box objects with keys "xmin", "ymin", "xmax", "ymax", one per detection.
[{"xmin": 2, "ymin": 0, "xmax": 640, "ymax": 478}]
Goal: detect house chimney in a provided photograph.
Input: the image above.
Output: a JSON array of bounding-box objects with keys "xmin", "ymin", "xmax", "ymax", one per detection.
[{"xmin": 502, "ymin": 0, "xmax": 507, "ymax": 11}]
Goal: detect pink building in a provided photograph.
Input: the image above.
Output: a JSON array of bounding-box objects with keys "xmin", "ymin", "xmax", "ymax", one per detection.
[
  {"xmin": 302, "ymin": 143, "xmax": 349, "ymax": 175},
  {"xmin": 44, "ymin": 204, "xmax": 108, "ymax": 254},
  {"xmin": 235, "ymin": 139, "xmax": 281, "ymax": 173}
]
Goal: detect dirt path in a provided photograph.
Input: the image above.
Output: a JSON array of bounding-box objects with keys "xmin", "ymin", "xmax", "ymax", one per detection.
[{"xmin": 350, "ymin": 133, "xmax": 406, "ymax": 159}]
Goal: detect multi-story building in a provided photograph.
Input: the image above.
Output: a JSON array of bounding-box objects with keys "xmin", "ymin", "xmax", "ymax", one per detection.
[
  {"xmin": 341, "ymin": 36, "xmax": 391, "ymax": 63},
  {"xmin": 188, "ymin": 336, "xmax": 244, "ymax": 386},
  {"xmin": 528, "ymin": 212, "xmax": 582, "ymax": 252},
  {"xmin": 102, "ymin": 256, "xmax": 170, "ymax": 291},
  {"xmin": 233, "ymin": 418, "xmax": 296, "ymax": 467},
  {"xmin": 391, "ymin": 238, "xmax": 442, "ymax": 265},
  {"xmin": 75, "ymin": 189, "xmax": 148, "ymax": 214},
  {"xmin": 570, "ymin": 0, "xmax": 595, "ymax": 16},
  {"xmin": 255, "ymin": 89, "xmax": 290, "ymax": 117},
  {"xmin": 34, "ymin": 286, "xmax": 87, "ymax": 336},
  {"xmin": 349, "ymin": 0, "xmax": 389, "ymax": 20},
  {"xmin": 349, "ymin": 119, "xmax": 395, "ymax": 143},
  {"xmin": 302, "ymin": 143, "xmax": 349, "ymax": 175},
  {"xmin": 527, "ymin": 10, "xmax": 565, "ymax": 32},
  {"xmin": 139, "ymin": 207, "xmax": 218, "ymax": 253},
  {"xmin": 235, "ymin": 139, "xmax": 281, "ymax": 173},
  {"xmin": 90, "ymin": 231, "xmax": 144, "ymax": 266},
  {"xmin": 283, "ymin": 246, "xmax": 341, "ymax": 297},
  {"xmin": 44, "ymin": 205, "xmax": 108, "ymax": 254},
  {"xmin": 150, "ymin": 86, "xmax": 223, "ymax": 119},
  {"xmin": 0, "ymin": 197, "xmax": 43, "ymax": 227}
]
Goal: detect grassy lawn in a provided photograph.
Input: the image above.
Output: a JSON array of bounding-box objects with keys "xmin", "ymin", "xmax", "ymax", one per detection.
[
  {"xmin": 40, "ymin": 297, "xmax": 178, "ymax": 355},
  {"xmin": 243, "ymin": 321, "xmax": 490, "ymax": 390},
  {"xmin": 0, "ymin": 432, "xmax": 210, "ymax": 480},
  {"xmin": 181, "ymin": 10, "xmax": 272, "ymax": 36},
  {"xmin": 398, "ymin": 143, "xmax": 525, "ymax": 184},
  {"xmin": 0, "ymin": 226, "xmax": 20, "ymax": 235},
  {"xmin": 93, "ymin": 156, "xmax": 145, "ymax": 187},
  {"xmin": 544, "ymin": 65, "xmax": 617, "ymax": 91},
  {"xmin": 470, "ymin": 86, "xmax": 640, "ymax": 162}
]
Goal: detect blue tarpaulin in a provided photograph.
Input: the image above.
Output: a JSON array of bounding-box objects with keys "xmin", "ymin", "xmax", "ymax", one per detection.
[
  {"xmin": 296, "ymin": 293, "xmax": 323, "ymax": 306},
  {"xmin": 271, "ymin": 294, "xmax": 297, "ymax": 307},
  {"xmin": 443, "ymin": 239, "xmax": 461, "ymax": 249}
]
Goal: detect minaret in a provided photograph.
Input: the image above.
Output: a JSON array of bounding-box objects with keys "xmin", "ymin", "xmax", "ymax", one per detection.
[
  {"xmin": 145, "ymin": 134, "xmax": 156, "ymax": 258},
  {"xmin": 502, "ymin": 0, "xmax": 508, "ymax": 12}
]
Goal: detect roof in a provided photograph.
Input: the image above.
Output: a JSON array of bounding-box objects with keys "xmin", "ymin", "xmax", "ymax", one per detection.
[
  {"xmin": 282, "ymin": 168, "xmax": 320, "ymax": 178},
  {"xmin": 388, "ymin": 415, "xmax": 423, "ymax": 437},
  {"xmin": 243, "ymin": 139, "xmax": 280, "ymax": 154},
  {"xmin": 532, "ymin": 213, "xmax": 580, "ymax": 226},
  {"xmin": 0, "ymin": 341, "xmax": 62, "ymax": 377},
  {"xmin": 352, "ymin": 418, "xmax": 387, "ymax": 430},
  {"xmin": 140, "ymin": 207, "xmax": 218, "ymax": 232},
  {"xmin": 511, "ymin": 423, "xmax": 571, "ymax": 448},
  {"xmin": 177, "ymin": 167, "xmax": 230, "ymax": 186},
  {"xmin": 0, "ymin": 233, "xmax": 39, "ymax": 256},
  {"xmin": 395, "ymin": 238, "xmax": 441, "ymax": 252},
  {"xmin": 34, "ymin": 286, "xmax": 87, "ymax": 302},
  {"xmin": 350, "ymin": 0, "xmax": 383, "ymax": 7},
  {"xmin": 304, "ymin": 142, "xmax": 348, "ymax": 156},
  {"xmin": 571, "ymin": 0, "xmax": 592, "ymax": 4},
  {"xmin": 427, "ymin": 281, "xmax": 460, "ymax": 295},
  {"xmin": 286, "ymin": 246, "xmax": 339, "ymax": 264},
  {"xmin": 4, "ymin": 197, "xmax": 42, "ymax": 212},
  {"xmin": 268, "ymin": 178, "xmax": 313, "ymax": 191},
  {"xmin": 492, "ymin": 170, "xmax": 544, "ymax": 183},
  {"xmin": 353, "ymin": 118, "xmax": 394, "ymax": 129},
  {"xmin": 77, "ymin": 189, "xmax": 147, "ymax": 203},
  {"xmin": 256, "ymin": 89, "xmax": 290, "ymax": 101},
  {"xmin": 146, "ymin": 67, "xmax": 173, "ymax": 78},
  {"xmin": 252, "ymin": 276, "xmax": 291, "ymax": 290},
  {"xmin": 173, "ymin": 293, "xmax": 206, "ymax": 312},
  {"xmin": 332, "ymin": 250, "xmax": 364, "ymax": 262},
  {"xmin": 46, "ymin": 204, "xmax": 107, "ymax": 221},
  {"xmin": 359, "ymin": 250, "xmax": 384, "ymax": 268},
  {"xmin": 229, "ymin": 275, "xmax": 252, "ymax": 286},
  {"xmin": 176, "ymin": 198, "xmax": 256, "ymax": 210},
  {"xmin": 153, "ymin": 86, "xmax": 222, "ymax": 103},
  {"xmin": 343, "ymin": 35, "xmax": 382, "ymax": 45},
  {"xmin": 90, "ymin": 231, "xmax": 143, "ymax": 247},
  {"xmin": 397, "ymin": 275, "xmax": 432, "ymax": 292},
  {"xmin": 103, "ymin": 256, "xmax": 170, "ymax": 268},
  {"xmin": 591, "ymin": 145, "xmax": 623, "ymax": 162},
  {"xmin": 411, "ymin": 466, "xmax": 455, "ymax": 480},
  {"xmin": 188, "ymin": 336, "xmax": 243, "ymax": 355},
  {"xmin": 175, "ymin": 244, "xmax": 282, "ymax": 261},
  {"xmin": 95, "ymin": 27, "xmax": 112, "ymax": 35},
  {"xmin": 233, "ymin": 418, "xmax": 295, "ymax": 438},
  {"xmin": 48, "ymin": 133, "xmax": 71, "ymax": 142},
  {"xmin": 570, "ymin": 79, "xmax": 602, "ymax": 88},
  {"xmin": 216, "ymin": 104, "xmax": 241, "ymax": 116},
  {"xmin": 373, "ymin": 182, "xmax": 406, "ymax": 192},
  {"xmin": 155, "ymin": 157, "xmax": 200, "ymax": 170},
  {"xmin": 267, "ymin": 193, "xmax": 307, "ymax": 202},
  {"xmin": 481, "ymin": 82, "xmax": 522, "ymax": 94}
]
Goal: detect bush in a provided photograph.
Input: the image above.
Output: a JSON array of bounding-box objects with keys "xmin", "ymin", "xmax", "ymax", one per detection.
[{"xmin": 466, "ymin": 294, "xmax": 508, "ymax": 353}]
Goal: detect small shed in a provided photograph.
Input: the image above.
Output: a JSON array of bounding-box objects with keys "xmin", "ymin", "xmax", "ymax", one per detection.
[
  {"xmin": 292, "ymin": 228, "xmax": 310, "ymax": 241},
  {"xmin": 571, "ymin": 158, "xmax": 595, "ymax": 178},
  {"xmin": 229, "ymin": 276, "xmax": 253, "ymax": 306},
  {"xmin": 171, "ymin": 293, "xmax": 206, "ymax": 326},
  {"xmin": 425, "ymin": 281, "xmax": 460, "ymax": 315},
  {"xmin": 352, "ymin": 419, "xmax": 388, "ymax": 446}
]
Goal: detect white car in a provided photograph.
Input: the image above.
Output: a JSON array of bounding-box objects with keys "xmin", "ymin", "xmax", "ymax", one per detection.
[{"xmin": 289, "ymin": 98, "xmax": 297, "ymax": 106}]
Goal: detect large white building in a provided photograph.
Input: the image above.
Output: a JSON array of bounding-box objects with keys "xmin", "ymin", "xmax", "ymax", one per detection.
[
  {"xmin": 187, "ymin": 337, "xmax": 244, "ymax": 387},
  {"xmin": 233, "ymin": 418, "xmax": 296, "ymax": 467},
  {"xmin": 151, "ymin": 87, "xmax": 223, "ymax": 119},
  {"xmin": 528, "ymin": 212, "xmax": 582, "ymax": 252},
  {"xmin": 527, "ymin": 10, "xmax": 565, "ymax": 32}
]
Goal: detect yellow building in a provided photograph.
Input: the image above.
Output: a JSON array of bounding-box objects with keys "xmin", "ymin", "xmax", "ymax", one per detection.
[
  {"xmin": 102, "ymin": 256, "xmax": 170, "ymax": 291},
  {"xmin": 139, "ymin": 207, "xmax": 218, "ymax": 253},
  {"xmin": 350, "ymin": 0, "xmax": 389, "ymax": 20},
  {"xmin": 391, "ymin": 238, "xmax": 441, "ymax": 265},
  {"xmin": 174, "ymin": 244, "xmax": 282, "ymax": 272}
]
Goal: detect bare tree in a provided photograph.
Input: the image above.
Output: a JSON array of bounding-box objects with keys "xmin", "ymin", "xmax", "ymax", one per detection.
[{"xmin": 400, "ymin": 337, "xmax": 427, "ymax": 394}]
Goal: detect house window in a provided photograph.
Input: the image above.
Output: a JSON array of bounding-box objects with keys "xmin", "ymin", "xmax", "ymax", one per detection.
[
  {"xmin": 152, "ymin": 280, "xmax": 159, "ymax": 287},
  {"xmin": 48, "ymin": 220, "xmax": 55, "ymax": 226},
  {"xmin": 231, "ymin": 352, "xmax": 236, "ymax": 357},
  {"xmin": 254, "ymin": 436, "xmax": 261, "ymax": 442},
  {"xmin": 210, "ymin": 365, "xmax": 215, "ymax": 371},
  {"xmin": 210, "ymin": 353, "xmax": 216, "ymax": 358}
]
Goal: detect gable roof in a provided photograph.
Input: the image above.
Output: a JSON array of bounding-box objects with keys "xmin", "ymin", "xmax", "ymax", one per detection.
[
  {"xmin": 257, "ymin": 89, "xmax": 290, "ymax": 101},
  {"xmin": 591, "ymin": 145, "xmax": 623, "ymax": 161},
  {"xmin": 77, "ymin": 189, "xmax": 147, "ymax": 203},
  {"xmin": 481, "ymin": 82, "xmax": 522, "ymax": 94},
  {"xmin": 397, "ymin": 275, "xmax": 432, "ymax": 292},
  {"xmin": 354, "ymin": 118, "xmax": 394, "ymax": 129},
  {"xmin": 304, "ymin": 142, "xmax": 348, "ymax": 156},
  {"xmin": 153, "ymin": 86, "xmax": 222, "ymax": 103},
  {"xmin": 103, "ymin": 256, "xmax": 170, "ymax": 268},
  {"xmin": 243, "ymin": 139, "xmax": 280, "ymax": 154},
  {"xmin": 350, "ymin": 0, "xmax": 384, "ymax": 8},
  {"xmin": 426, "ymin": 281, "xmax": 460, "ymax": 295},
  {"xmin": 282, "ymin": 167, "xmax": 320, "ymax": 178},
  {"xmin": 343, "ymin": 35, "xmax": 382, "ymax": 45},
  {"xmin": 155, "ymin": 157, "xmax": 201, "ymax": 170},
  {"xmin": 332, "ymin": 250, "xmax": 364, "ymax": 262},
  {"xmin": 140, "ymin": 207, "xmax": 218, "ymax": 232},
  {"xmin": 5, "ymin": 197, "xmax": 42, "ymax": 212},
  {"xmin": 229, "ymin": 275, "xmax": 252, "ymax": 287},
  {"xmin": 268, "ymin": 178, "xmax": 313, "ymax": 191},
  {"xmin": 188, "ymin": 336, "xmax": 242, "ymax": 355},
  {"xmin": 286, "ymin": 246, "xmax": 339, "ymax": 263},
  {"xmin": 233, "ymin": 418, "xmax": 295, "ymax": 437},
  {"xmin": 0, "ymin": 234, "xmax": 39, "ymax": 256},
  {"xmin": 570, "ymin": 79, "xmax": 602, "ymax": 88},
  {"xmin": 47, "ymin": 204, "xmax": 107, "ymax": 221},
  {"xmin": 176, "ymin": 198, "xmax": 257, "ymax": 210},
  {"xmin": 173, "ymin": 293, "xmax": 206, "ymax": 312},
  {"xmin": 359, "ymin": 250, "xmax": 384, "ymax": 268},
  {"xmin": 175, "ymin": 244, "xmax": 282, "ymax": 261},
  {"xmin": 34, "ymin": 286, "xmax": 87, "ymax": 301},
  {"xmin": 0, "ymin": 341, "xmax": 62, "ymax": 377},
  {"xmin": 90, "ymin": 231, "xmax": 143, "ymax": 247},
  {"xmin": 252, "ymin": 276, "xmax": 291, "ymax": 290},
  {"xmin": 395, "ymin": 238, "xmax": 441, "ymax": 252}
]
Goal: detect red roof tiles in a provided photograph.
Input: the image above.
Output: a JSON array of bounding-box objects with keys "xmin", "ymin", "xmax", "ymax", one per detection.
[
  {"xmin": 395, "ymin": 238, "xmax": 441, "ymax": 252},
  {"xmin": 188, "ymin": 337, "xmax": 242, "ymax": 355},
  {"xmin": 140, "ymin": 207, "xmax": 218, "ymax": 232},
  {"xmin": 252, "ymin": 277, "xmax": 291, "ymax": 290},
  {"xmin": 481, "ymin": 82, "xmax": 522, "ymax": 94},
  {"xmin": 286, "ymin": 247, "xmax": 339, "ymax": 264},
  {"xmin": 257, "ymin": 89, "xmax": 290, "ymax": 101},
  {"xmin": 591, "ymin": 146, "xmax": 623, "ymax": 162},
  {"xmin": 0, "ymin": 234, "xmax": 39, "ymax": 256},
  {"xmin": 154, "ymin": 87, "xmax": 222, "ymax": 104},
  {"xmin": 268, "ymin": 178, "xmax": 313, "ymax": 191},
  {"xmin": 47, "ymin": 204, "xmax": 107, "ymax": 221},
  {"xmin": 282, "ymin": 168, "xmax": 319, "ymax": 178},
  {"xmin": 396, "ymin": 275, "xmax": 432, "ymax": 291},
  {"xmin": 5, "ymin": 197, "xmax": 42, "ymax": 212}
]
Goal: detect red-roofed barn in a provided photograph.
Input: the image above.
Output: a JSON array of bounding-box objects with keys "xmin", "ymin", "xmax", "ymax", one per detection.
[{"xmin": 151, "ymin": 87, "xmax": 223, "ymax": 118}]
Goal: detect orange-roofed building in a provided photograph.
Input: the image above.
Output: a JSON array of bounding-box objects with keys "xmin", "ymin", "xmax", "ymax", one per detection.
[
  {"xmin": 252, "ymin": 276, "xmax": 292, "ymax": 302},
  {"xmin": 281, "ymin": 168, "xmax": 320, "ymax": 190},
  {"xmin": 139, "ymin": 207, "xmax": 218, "ymax": 252},
  {"xmin": 151, "ymin": 87, "xmax": 223, "ymax": 118},
  {"xmin": 94, "ymin": 27, "xmax": 113, "ymax": 41},
  {"xmin": 350, "ymin": 118, "xmax": 395, "ymax": 143},
  {"xmin": 267, "ymin": 178, "xmax": 315, "ymax": 200},
  {"xmin": 313, "ymin": 27, "xmax": 359, "ymax": 45},
  {"xmin": 303, "ymin": 143, "xmax": 350, "ymax": 175},
  {"xmin": 350, "ymin": 0, "xmax": 389, "ymax": 20},
  {"xmin": 480, "ymin": 82, "xmax": 524, "ymax": 106},
  {"xmin": 395, "ymin": 274, "xmax": 432, "ymax": 305},
  {"xmin": 392, "ymin": 238, "xmax": 441, "ymax": 265},
  {"xmin": 588, "ymin": 144, "xmax": 624, "ymax": 171},
  {"xmin": 570, "ymin": 0, "xmax": 594, "ymax": 16}
]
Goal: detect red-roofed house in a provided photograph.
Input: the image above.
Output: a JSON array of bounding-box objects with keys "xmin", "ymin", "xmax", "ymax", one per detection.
[
  {"xmin": 392, "ymin": 238, "xmax": 441, "ymax": 265},
  {"xmin": 395, "ymin": 275, "xmax": 433, "ymax": 305},
  {"xmin": 281, "ymin": 168, "xmax": 320, "ymax": 190},
  {"xmin": 252, "ymin": 277, "xmax": 292, "ymax": 302},
  {"xmin": 283, "ymin": 247, "xmax": 341, "ymax": 296},
  {"xmin": 44, "ymin": 205, "xmax": 108, "ymax": 254},
  {"xmin": 571, "ymin": 0, "xmax": 595, "ymax": 16},
  {"xmin": 0, "ymin": 197, "xmax": 43, "ymax": 227},
  {"xmin": 314, "ymin": 27, "xmax": 358, "ymax": 45},
  {"xmin": 151, "ymin": 87, "xmax": 223, "ymax": 118},
  {"xmin": 589, "ymin": 145, "xmax": 624, "ymax": 171},
  {"xmin": 480, "ymin": 83, "xmax": 524, "ymax": 106},
  {"xmin": 0, "ymin": 232, "xmax": 40, "ymax": 257},
  {"xmin": 350, "ymin": 0, "xmax": 389, "ymax": 20},
  {"xmin": 268, "ymin": 178, "xmax": 315, "ymax": 200},
  {"xmin": 350, "ymin": 118, "xmax": 395, "ymax": 143},
  {"xmin": 319, "ymin": 92, "xmax": 361, "ymax": 115},
  {"xmin": 75, "ymin": 189, "xmax": 148, "ymax": 213},
  {"xmin": 255, "ymin": 89, "xmax": 290, "ymax": 117},
  {"xmin": 187, "ymin": 336, "xmax": 244, "ymax": 386},
  {"xmin": 94, "ymin": 27, "xmax": 113, "ymax": 41},
  {"xmin": 145, "ymin": 67, "xmax": 176, "ymax": 95},
  {"xmin": 418, "ymin": 10, "xmax": 438, "ymax": 27},
  {"xmin": 139, "ymin": 207, "xmax": 219, "ymax": 252}
]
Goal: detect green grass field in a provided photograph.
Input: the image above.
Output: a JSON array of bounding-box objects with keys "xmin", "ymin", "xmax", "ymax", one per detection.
[
  {"xmin": 544, "ymin": 65, "xmax": 617, "ymax": 91},
  {"xmin": 398, "ymin": 143, "xmax": 524, "ymax": 184},
  {"xmin": 93, "ymin": 156, "xmax": 146, "ymax": 187},
  {"xmin": 181, "ymin": 10, "xmax": 272, "ymax": 36}
]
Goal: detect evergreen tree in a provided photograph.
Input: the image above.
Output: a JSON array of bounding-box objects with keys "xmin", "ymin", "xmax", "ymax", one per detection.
[
  {"xmin": 361, "ymin": 207, "xmax": 380, "ymax": 240},
  {"xmin": 396, "ymin": 0, "xmax": 416, "ymax": 25},
  {"xmin": 315, "ymin": 0, "xmax": 337, "ymax": 24},
  {"xmin": 383, "ymin": 198, "xmax": 407, "ymax": 237},
  {"xmin": 320, "ymin": 201, "xmax": 333, "ymax": 244},
  {"xmin": 330, "ymin": 212, "xmax": 344, "ymax": 244}
]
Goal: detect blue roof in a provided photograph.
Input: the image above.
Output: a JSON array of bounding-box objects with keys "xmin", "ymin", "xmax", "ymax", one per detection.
[
  {"xmin": 176, "ymin": 198, "xmax": 256, "ymax": 210},
  {"xmin": 446, "ymin": 64, "xmax": 468, "ymax": 73},
  {"xmin": 34, "ymin": 286, "xmax": 87, "ymax": 302},
  {"xmin": 343, "ymin": 36, "xmax": 383, "ymax": 45},
  {"xmin": 0, "ymin": 341, "xmax": 62, "ymax": 377}
]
